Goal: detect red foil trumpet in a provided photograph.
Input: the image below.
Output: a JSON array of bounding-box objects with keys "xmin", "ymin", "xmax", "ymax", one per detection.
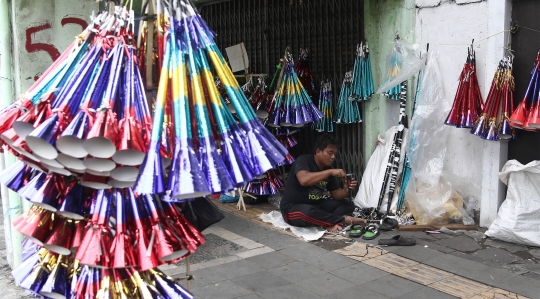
[
  {"xmin": 13, "ymin": 206, "xmax": 54, "ymax": 246},
  {"xmin": 510, "ymin": 53, "xmax": 540, "ymax": 131}
]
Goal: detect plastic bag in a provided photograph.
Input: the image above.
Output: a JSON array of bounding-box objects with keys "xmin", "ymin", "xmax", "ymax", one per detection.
[
  {"xmin": 376, "ymin": 40, "xmax": 426, "ymax": 94},
  {"xmin": 220, "ymin": 190, "xmax": 239, "ymax": 203},
  {"xmin": 404, "ymin": 51, "xmax": 472, "ymax": 225},
  {"xmin": 354, "ymin": 126, "xmax": 408, "ymax": 213},
  {"xmin": 182, "ymin": 197, "xmax": 225, "ymax": 231},
  {"xmin": 485, "ymin": 160, "xmax": 540, "ymax": 247}
]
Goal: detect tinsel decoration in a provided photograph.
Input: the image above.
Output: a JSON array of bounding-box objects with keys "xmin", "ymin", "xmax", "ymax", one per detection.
[{"xmin": 312, "ymin": 80, "xmax": 335, "ymax": 132}]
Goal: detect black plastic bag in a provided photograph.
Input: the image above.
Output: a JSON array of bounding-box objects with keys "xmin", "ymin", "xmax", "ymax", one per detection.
[{"xmin": 182, "ymin": 197, "xmax": 225, "ymax": 232}]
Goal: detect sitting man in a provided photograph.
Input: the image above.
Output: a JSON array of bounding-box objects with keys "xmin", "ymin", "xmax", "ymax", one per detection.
[{"xmin": 280, "ymin": 134, "xmax": 367, "ymax": 233}]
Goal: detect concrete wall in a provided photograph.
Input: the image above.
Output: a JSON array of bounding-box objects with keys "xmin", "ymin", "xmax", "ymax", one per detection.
[
  {"xmin": 364, "ymin": 0, "xmax": 417, "ymax": 160},
  {"xmin": 415, "ymin": 0, "xmax": 512, "ymax": 226}
]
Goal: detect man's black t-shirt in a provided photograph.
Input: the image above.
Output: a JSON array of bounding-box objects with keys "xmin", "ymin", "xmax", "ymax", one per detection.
[{"xmin": 280, "ymin": 154, "xmax": 340, "ymax": 208}]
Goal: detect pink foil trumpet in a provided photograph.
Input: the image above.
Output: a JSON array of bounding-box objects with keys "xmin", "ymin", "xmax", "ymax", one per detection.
[
  {"xmin": 75, "ymin": 189, "xmax": 113, "ymax": 268},
  {"xmin": 43, "ymin": 218, "xmax": 75, "ymax": 255},
  {"xmin": 83, "ymin": 44, "xmax": 124, "ymax": 159},
  {"xmin": 143, "ymin": 193, "xmax": 189, "ymax": 262},
  {"xmin": 158, "ymin": 200, "xmax": 205, "ymax": 254},
  {"xmin": 13, "ymin": 206, "xmax": 54, "ymax": 246},
  {"xmin": 110, "ymin": 189, "xmax": 136, "ymax": 269},
  {"xmin": 127, "ymin": 188, "xmax": 161, "ymax": 271}
]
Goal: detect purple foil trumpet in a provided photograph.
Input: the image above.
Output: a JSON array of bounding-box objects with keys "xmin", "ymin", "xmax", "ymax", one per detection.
[
  {"xmin": 267, "ymin": 109, "xmax": 281, "ymax": 128},
  {"xmin": 18, "ymin": 172, "xmax": 47, "ymax": 202},
  {"xmin": 25, "ymin": 113, "xmax": 61, "ymax": 160},
  {"xmin": 135, "ymin": 140, "xmax": 166, "ymax": 195},
  {"xmin": 281, "ymin": 105, "xmax": 293, "ymax": 127},
  {"xmin": 168, "ymin": 138, "xmax": 211, "ymax": 200},
  {"xmin": 153, "ymin": 271, "xmax": 194, "ymax": 299},
  {"xmin": 198, "ymin": 137, "xmax": 234, "ymax": 194},
  {"xmin": 220, "ymin": 131, "xmax": 256, "ymax": 187},
  {"xmin": 40, "ymin": 257, "xmax": 68, "ymax": 299},
  {"xmin": 470, "ymin": 115, "xmax": 487, "ymax": 138},
  {"xmin": 58, "ymin": 182, "xmax": 85, "ymax": 220},
  {"xmin": 483, "ymin": 121, "xmax": 499, "ymax": 141},
  {"xmin": 498, "ymin": 118, "xmax": 512, "ymax": 140},
  {"xmin": 0, "ymin": 161, "xmax": 29, "ymax": 192},
  {"xmin": 56, "ymin": 109, "xmax": 93, "ymax": 158},
  {"xmin": 11, "ymin": 250, "xmax": 40, "ymax": 285}
]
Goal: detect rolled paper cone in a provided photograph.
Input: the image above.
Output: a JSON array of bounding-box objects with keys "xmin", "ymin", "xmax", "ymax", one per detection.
[
  {"xmin": 168, "ymin": 139, "xmax": 211, "ymax": 199},
  {"xmin": 58, "ymin": 183, "xmax": 84, "ymax": 220},
  {"xmin": 227, "ymin": 103, "xmax": 236, "ymax": 113},
  {"xmin": 83, "ymin": 109, "xmax": 118, "ymax": 159},
  {"xmin": 12, "ymin": 108, "xmax": 43, "ymax": 139},
  {"xmin": 85, "ymin": 169, "xmax": 111, "ymax": 177},
  {"xmin": 11, "ymin": 249, "xmax": 41, "ymax": 284},
  {"xmin": 32, "ymin": 153, "xmax": 64, "ymax": 169},
  {"xmin": 70, "ymin": 220, "xmax": 87, "ymax": 251},
  {"xmin": 17, "ymin": 155, "xmax": 47, "ymax": 173},
  {"xmin": 40, "ymin": 257, "xmax": 68, "ymax": 299},
  {"xmin": 14, "ymin": 208, "xmax": 53, "ymax": 246},
  {"xmin": 56, "ymin": 153, "xmax": 86, "ymax": 172},
  {"xmin": 25, "ymin": 113, "xmax": 60, "ymax": 160},
  {"xmin": 83, "ymin": 157, "xmax": 116, "ymax": 172},
  {"xmin": 113, "ymin": 118, "xmax": 146, "ymax": 166},
  {"xmin": 110, "ymin": 166, "xmax": 139, "ymax": 182},
  {"xmin": 80, "ymin": 173, "xmax": 111, "ymax": 190},
  {"xmin": 12, "ymin": 135, "xmax": 42, "ymax": 162},
  {"xmin": 56, "ymin": 110, "xmax": 94, "ymax": 158},
  {"xmin": 256, "ymin": 109, "xmax": 269, "ymax": 119},
  {"xmin": 43, "ymin": 219, "xmax": 74, "ymax": 255},
  {"xmin": 47, "ymin": 166, "xmax": 73, "ymax": 177},
  {"xmin": 498, "ymin": 118, "xmax": 513, "ymax": 140},
  {"xmin": 108, "ymin": 179, "xmax": 135, "ymax": 188}
]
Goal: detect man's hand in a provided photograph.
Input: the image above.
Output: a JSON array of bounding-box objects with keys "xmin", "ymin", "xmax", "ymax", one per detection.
[
  {"xmin": 330, "ymin": 169, "xmax": 346, "ymax": 178},
  {"xmin": 348, "ymin": 178, "xmax": 358, "ymax": 190}
]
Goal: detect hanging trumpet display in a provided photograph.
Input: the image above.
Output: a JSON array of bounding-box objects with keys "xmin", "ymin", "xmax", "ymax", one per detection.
[
  {"xmin": 351, "ymin": 41, "xmax": 374, "ymax": 101},
  {"xmin": 509, "ymin": 52, "xmax": 540, "ymax": 131},
  {"xmin": 267, "ymin": 48, "xmax": 324, "ymax": 128},
  {"xmin": 312, "ymin": 80, "xmax": 335, "ymax": 132},
  {"xmin": 470, "ymin": 57, "xmax": 516, "ymax": 140},
  {"xmin": 335, "ymin": 71, "xmax": 362, "ymax": 123},
  {"xmin": 445, "ymin": 45, "xmax": 484, "ymax": 128},
  {"xmin": 0, "ymin": 0, "xmax": 293, "ymax": 297}
]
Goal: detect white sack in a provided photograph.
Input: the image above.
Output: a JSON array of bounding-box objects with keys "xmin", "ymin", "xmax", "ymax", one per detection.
[
  {"xmin": 354, "ymin": 126, "xmax": 408, "ymax": 213},
  {"xmin": 485, "ymin": 160, "xmax": 540, "ymax": 247}
]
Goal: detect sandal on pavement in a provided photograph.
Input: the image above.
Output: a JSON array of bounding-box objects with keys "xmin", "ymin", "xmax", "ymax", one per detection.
[
  {"xmin": 378, "ymin": 235, "xmax": 416, "ymax": 246},
  {"xmin": 349, "ymin": 224, "xmax": 365, "ymax": 238},
  {"xmin": 379, "ymin": 217, "xmax": 399, "ymax": 231},
  {"xmin": 362, "ymin": 224, "xmax": 380, "ymax": 240}
]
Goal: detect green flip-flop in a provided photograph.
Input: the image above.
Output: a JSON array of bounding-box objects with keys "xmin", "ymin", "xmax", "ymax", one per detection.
[
  {"xmin": 362, "ymin": 224, "xmax": 380, "ymax": 240},
  {"xmin": 349, "ymin": 224, "xmax": 365, "ymax": 238}
]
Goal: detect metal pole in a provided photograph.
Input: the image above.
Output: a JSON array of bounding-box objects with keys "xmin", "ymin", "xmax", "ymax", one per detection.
[{"xmin": 0, "ymin": 0, "xmax": 23, "ymax": 268}]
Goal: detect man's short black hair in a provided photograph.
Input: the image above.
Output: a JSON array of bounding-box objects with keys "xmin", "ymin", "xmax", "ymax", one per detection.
[{"xmin": 313, "ymin": 134, "xmax": 340, "ymax": 154}]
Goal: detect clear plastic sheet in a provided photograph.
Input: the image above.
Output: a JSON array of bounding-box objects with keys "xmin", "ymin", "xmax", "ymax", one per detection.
[
  {"xmin": 404, "ymin": 51, "xmax": 473, "ymax": 225},
  {"xmin": 376, "ymin": 40, "xmax": 426, "ymax": 94}
]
